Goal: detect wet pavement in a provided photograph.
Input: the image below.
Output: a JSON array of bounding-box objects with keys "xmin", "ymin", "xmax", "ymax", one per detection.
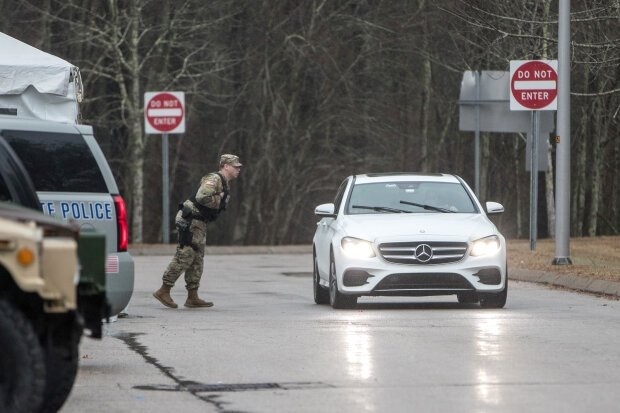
[{"xmin": 62, "ymin": 252, "xmax": 620, "ymax": 413}]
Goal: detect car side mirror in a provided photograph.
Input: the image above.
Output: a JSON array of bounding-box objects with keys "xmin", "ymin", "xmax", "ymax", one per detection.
[
  {"xmin": 486, "ymin": 201, "xmax": 504, "ymax": 215},
  {"xmin": 315, "ymin": 203, "xmax": 336, "ymax": 217}
]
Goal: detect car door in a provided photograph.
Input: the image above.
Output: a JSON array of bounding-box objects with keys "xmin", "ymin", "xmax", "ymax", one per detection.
[{"xmin": 315, "ymin": 178, "xmax": 349, "ymax": 277}]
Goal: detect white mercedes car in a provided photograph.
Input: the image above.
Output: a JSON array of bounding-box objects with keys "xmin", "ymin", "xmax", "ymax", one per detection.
[{"xmin": 312, "ymin": 173, "xmax": 507, "ymax": 309}]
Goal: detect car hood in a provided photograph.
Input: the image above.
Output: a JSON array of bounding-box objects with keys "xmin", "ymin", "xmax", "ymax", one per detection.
[{"xmin": 339, "ymin": 213, "xmax": 500, "ymax": 243}]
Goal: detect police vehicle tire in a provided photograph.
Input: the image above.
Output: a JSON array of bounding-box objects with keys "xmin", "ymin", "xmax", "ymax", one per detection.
[
  {"xmin": 41, "ymin": 319, "xmax": 81, "ymax": 413},
  {"xmin": 0, "ymin": 299, "xmax": 45, "ymax": 413},
  {"xmin": 328, "ymin": 255, "xmax": 357, "ymax": 309},
  {"xmin": 313, "ymin": 251, "xmax": 330, "ymax": 305}
]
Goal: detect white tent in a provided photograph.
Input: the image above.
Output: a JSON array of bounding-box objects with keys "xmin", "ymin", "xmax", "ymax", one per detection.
[{"xmin": 0, "ymin": 32, "xmax": 83, "ymax": 123}]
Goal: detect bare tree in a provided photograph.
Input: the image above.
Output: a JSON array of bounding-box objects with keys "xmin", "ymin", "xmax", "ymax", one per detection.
[
  {"xmin": 440, "ymin": 0, "xmax": 620, "ymax": 238},
  {"xmin": 2, "ymin": 0, "xmax": 618, "ymax": 243}
]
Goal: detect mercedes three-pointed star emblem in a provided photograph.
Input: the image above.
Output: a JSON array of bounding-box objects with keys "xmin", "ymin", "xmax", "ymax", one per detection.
[{"xmin": 414, "ymin": 244, "xmax": 433, "ymax": 263}]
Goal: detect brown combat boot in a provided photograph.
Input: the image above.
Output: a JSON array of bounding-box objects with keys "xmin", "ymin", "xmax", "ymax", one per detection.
[
  {"xmin": 184, "ymin": 288, "xmax": 213, "ymax": 308},
  {"xmin": 153, "ymin": 284, "xmax": 178, "ymax": 308}
]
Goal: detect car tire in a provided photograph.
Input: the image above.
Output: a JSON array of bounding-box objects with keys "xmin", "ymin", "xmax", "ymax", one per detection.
[
  {"xmin": 457, "ymin": 291, "xmax": 478, "ymax": 304},
  {"xmin": 480, "ymin": 276, "xmax": 508, "ymax": 309},
  {"xmin": 313, "ymin": 251, "xmax": 330, "ymax": 305},
  {"xmin": 41, "ymin": 318, "xmax": 81, "ymax": 413},
  {"xmin": 329, "ymin": 256, "xmax": 357, "ymax": 309},
  {"xmin": 0, "ymin": 300, "xmax": 45, "ymax": 413}
]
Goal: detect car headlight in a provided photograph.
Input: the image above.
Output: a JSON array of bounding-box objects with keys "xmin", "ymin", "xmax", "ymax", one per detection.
[
  {"xmin": 470, "ymin": 235, "xmax": 501, "ymax": 257},
  {"xmin": 341, "ymin": 237, "xmax": 376, "ymax": 259}
]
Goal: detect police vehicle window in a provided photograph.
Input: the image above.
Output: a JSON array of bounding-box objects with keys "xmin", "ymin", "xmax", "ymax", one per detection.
[{"xmin": 2, "ymin": 131, "xmax": 107, "ymax": 193}]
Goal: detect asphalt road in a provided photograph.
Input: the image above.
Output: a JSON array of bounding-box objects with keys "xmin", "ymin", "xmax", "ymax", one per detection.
[{"xmin": 62, "ymin": 253, "xmax": 620, "ymax": 413}]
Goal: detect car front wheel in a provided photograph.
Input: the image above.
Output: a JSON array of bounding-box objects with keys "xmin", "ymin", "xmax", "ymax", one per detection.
[
  {"xmin": 329, "ymin": 256, "xmax": 357, "ymax": 309},
  {"xmin": 480, "ymin": 277, "xmax": 508, "ymax": 309},
  {"xmin": 313, "ymin": 252, "xmax": 330, "ymax": 304}
]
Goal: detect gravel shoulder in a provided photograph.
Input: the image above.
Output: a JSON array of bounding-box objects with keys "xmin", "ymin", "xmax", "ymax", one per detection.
[{"xmin": 507, "ymin": 236, "xmax": 620, "ymax": 282}]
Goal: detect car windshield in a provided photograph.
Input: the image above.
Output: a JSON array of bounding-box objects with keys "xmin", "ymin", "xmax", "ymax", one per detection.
[{"xmin": 346, "ymin": 181, "xmax": 478, "ymax": 214}]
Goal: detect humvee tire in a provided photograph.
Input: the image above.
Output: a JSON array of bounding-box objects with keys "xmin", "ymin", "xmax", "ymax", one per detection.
[
  {"xmin": 0, "ymin": 299, "xmax": 45, "ymax": 413},
  {"xmin": 41, "ymin": 315, "xmax": 81, "ymax": 413}
]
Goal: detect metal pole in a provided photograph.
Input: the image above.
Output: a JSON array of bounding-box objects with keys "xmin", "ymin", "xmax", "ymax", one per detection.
[
  {"xmin": 474, "ymin": 70, "xmax": 481, "ymax": 196},
  {"xmin": 553, "ymin": 0, "xmax": 572, "ymax": 264},
  {"xmin": 530, "ymin": 111, "xmax": 539, "ymax": 251},
  {"xmin": 162, "ymin": 133, "xmax": 170, "ymax": 244}
]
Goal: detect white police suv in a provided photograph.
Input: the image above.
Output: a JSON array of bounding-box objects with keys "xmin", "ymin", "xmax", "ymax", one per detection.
[{"xmin": 0, "ymin": 116, "xmax": 134, "ymax": 316}]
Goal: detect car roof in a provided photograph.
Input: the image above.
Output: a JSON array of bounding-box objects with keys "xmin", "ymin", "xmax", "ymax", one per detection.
[
  {"xmin": 352, "ymin": 172, "xmax": 461, "ymax": 184},
  {"xmin": 0, "ymin": 115, "xmax": 93, "ymax": 134}
]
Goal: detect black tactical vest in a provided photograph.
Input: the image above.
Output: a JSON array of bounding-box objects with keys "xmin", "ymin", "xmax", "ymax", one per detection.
[{"xmin": 188, "ymin": 173, "xmax": 229, "ymax": 222}]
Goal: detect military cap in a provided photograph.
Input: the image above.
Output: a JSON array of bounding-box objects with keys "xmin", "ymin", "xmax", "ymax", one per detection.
[{"xmin": 220, "ymin": 154, "xmax": 242, "ymax": 167}]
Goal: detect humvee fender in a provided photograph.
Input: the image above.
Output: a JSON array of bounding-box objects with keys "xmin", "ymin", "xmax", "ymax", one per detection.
[{"xmin": 0, "ymin": 214, "xmax": 82, "ymax": 413}]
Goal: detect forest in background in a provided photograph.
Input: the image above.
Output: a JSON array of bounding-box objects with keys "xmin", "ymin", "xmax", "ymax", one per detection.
[{"xmin": 1, "ymin": 0, "xmax": 618, "ymax": 244}]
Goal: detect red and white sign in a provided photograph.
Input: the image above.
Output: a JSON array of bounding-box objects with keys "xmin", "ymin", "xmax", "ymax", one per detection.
[
  {"xmin": 510, "ymin": 60, "xmax": 558, "ymax": 111},
  {"xmin": 144, "ymin": 91, "xmax": 186, "ymax": 134}
]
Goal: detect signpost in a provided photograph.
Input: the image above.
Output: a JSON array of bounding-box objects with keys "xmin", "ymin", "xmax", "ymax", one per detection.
[
  {"xmin": 145, "ymin": 92, "xmax": 186, "ymax": 134},
  {"xmin": 510, "ymin": 60, "xmax": 558, "ymax": 111},
  {"xmin": 145, "ymin": 91, "xmax": 186, "ymax": 243},
  {"xmin": 509, "ymin": 60, "xmax": 557, "ymax": 251}
]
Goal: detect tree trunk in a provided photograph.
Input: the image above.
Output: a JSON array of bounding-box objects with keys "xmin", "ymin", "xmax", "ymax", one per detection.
[
  {"xmin": 545, "ymin": 141, "xmax": 555, "ymax": 238},
  {"xmin": 128, "ymin": 0, "xmax": 144, "ymax": 243},
  {"xmin": 479, "ymin": 133, "xmax": 489, "ymax": 202},
  {"xmin": 572, "ymin": 63, "xmax": 589, "ymax": 237},
  {"xmin": 419, "ymin": 23, "xmax": 431, "ymax": 172},
  {"xmin": 514, "ymin": 137, "xmax": 523, "ymax": 238},
  {"xmin": 587, "ymin": 99, "xmax": 603, "ymax": 235}
]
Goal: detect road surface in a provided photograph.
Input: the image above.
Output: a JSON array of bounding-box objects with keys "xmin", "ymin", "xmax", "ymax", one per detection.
[{"xmin": 62, "ymin": 253, "xmax": 620, "ymax": 412}]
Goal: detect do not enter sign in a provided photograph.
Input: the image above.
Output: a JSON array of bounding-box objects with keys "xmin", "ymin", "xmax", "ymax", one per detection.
[
  {"xmin": 144, "ymin": 91, "xmax": 186, "ymax": 134},
  {"xmin": 510, "ymin": 60, "xmax": 558, "ymax": 111}
]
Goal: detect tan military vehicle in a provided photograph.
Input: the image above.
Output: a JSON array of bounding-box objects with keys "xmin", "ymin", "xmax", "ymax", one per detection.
[{"xmin": 0, "ymin": 203, "xmax": 107, "ymax": 413}]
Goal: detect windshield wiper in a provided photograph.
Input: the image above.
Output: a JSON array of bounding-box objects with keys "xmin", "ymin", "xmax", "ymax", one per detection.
[
  {"xmin": 351, "ymin": 205, "xmax": 411, "ymax": 213},
  {"xmin": 399, "ymin": 200, "xmax": 455, "ymax": 213}
]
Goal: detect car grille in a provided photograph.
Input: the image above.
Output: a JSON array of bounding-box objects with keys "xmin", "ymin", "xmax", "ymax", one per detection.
[
  {"xmin": 373, "ymin": 273, "xmax": 473, "ymax": 291},
  {"xmin": 378, "ymin": 241, "xmax": 468, "ymax": 264}
]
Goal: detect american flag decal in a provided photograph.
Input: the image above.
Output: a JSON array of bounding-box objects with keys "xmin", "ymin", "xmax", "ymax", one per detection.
[{"xmin": 106, "ymin": 255, "xmax": 120, "ymax": 274}]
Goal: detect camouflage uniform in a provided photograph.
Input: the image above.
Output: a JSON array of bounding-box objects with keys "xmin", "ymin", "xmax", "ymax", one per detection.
[
  {"xmin": 153, "ymin": 154, "xmax": 241, "ymax": 309},
  {"xmin": 162, "ymin": 172, "xmax": 228, "ymax": 290}
]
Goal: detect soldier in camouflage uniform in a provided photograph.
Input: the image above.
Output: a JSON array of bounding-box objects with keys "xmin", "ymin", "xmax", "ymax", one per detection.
[{"xmin": 153, "ymin": 154, "xmax": 242, "ymax": 308}]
